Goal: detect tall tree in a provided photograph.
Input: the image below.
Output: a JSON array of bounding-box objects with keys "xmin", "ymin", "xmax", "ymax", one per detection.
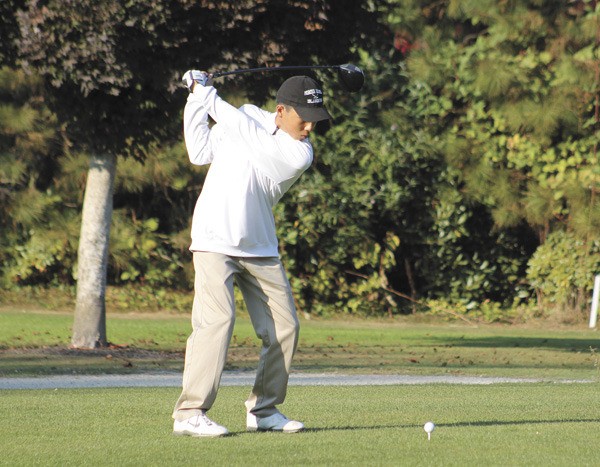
[
  {"xmin": 18, "ymin": 1, "xmax": 182, "ymax": 348},
  {"xmin": 390, "ymin": 0, "xmax": 600, "ymax": 312},
  {"xmin": 17, "ymin": 0, "xmax": 386, "ymax": 347}
]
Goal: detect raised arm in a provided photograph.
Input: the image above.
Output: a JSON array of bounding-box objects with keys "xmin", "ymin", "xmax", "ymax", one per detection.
[
  {"xmin": 183, "ymin": 93, "xmax": 216, "ymax": 166},
  {"xmin": 187, "ymin": 86, "xmax": 312, "ymax": 182}
]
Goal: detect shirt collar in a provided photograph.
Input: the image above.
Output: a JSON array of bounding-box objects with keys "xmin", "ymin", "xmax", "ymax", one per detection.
[{"xmin": 268, "ymin": 113, "xmax": 279, "ymax": 135}]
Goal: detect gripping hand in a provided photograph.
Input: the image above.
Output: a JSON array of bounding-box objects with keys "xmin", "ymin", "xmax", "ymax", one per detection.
[{"xmin": 182, "ymin": 70, "xmax": 213, "ymax": 92}]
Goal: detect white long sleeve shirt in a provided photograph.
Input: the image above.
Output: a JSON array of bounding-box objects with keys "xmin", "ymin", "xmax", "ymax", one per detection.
[{"xmin": 184, "ymin": 85, "xmax": 313, "ymax": 257}]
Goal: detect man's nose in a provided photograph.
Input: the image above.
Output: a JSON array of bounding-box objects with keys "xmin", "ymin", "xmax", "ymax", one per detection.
[{"xmin": 305, "ymin": 121, "xmax": 316, "ymax": 132}]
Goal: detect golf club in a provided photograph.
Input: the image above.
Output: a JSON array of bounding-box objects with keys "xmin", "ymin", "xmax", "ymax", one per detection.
[{"xmin": 211, "ymin": 63, "xmax": 364, "ymax": 93}]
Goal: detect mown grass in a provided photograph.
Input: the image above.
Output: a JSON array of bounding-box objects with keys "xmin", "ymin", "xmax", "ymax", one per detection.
[
  {"xmin": 2, "ymin": 305, "xmax": 600, "ymax": 465},
  {"xmin": 1, "ymin": 384, "xmax": 600, "ymax": 466},
  {"xmin": 1, "ymin": 308, "xmax": 599, "ymax": 381}
]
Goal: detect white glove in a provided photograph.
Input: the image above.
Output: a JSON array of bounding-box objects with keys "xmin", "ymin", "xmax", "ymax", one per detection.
[{"xmin": 182, "ymin": 70, "xmax": 213, "ymax": 92}]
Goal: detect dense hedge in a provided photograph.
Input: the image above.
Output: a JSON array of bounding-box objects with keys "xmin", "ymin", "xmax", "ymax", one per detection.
[{"xmin": 1, "ymin": 1, "xmax": 598, "ymax": 320}]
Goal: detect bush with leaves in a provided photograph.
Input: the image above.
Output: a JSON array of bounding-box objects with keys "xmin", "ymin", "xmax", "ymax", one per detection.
[
  {"xmin": 0, "ymin": 66, "xmax": 72, "ymax": 287},
  {"xmin": 276, "ymin": 50, "xmax": 443, "ymax": 316},
  {"xmin": 527, "ymin": 230, "xmax": 600, "ymax": 319},
  {"xmin": 388, "ymin": 0, "xmax": 600, "ymax": 315}
]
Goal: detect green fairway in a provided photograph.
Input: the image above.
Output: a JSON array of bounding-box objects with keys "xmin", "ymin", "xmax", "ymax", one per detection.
[
  {"xmin": 1, "ymin": 384, "xmax": 599, "ymax": 466},
  {"xmin": 1, "ymin": 309, "xmax": 600, "ymax": 381},
  {"xmin": 2, "ymin": 308, "xmax": 600, "ymax": 465}
]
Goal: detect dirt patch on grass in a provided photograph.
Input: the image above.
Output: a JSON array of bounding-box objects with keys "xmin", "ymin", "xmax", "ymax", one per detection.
[
  {"xmin": 0, "ymin": 346, "xmax": 185, "ymax": 377},
  {"xmin": 2, "ymin": 345, "xmax": 183, "ymax": 360},
  {"xmin": 2, "ymin": 344, "xmax": 262, "ymax": 360},
  {"xmin": 0, "ymin": 345, "xmax": 267, "ymax": 377}
]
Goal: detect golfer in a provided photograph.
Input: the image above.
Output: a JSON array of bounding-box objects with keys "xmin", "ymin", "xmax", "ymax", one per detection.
[{"xmin": 172, "ymin": 70, "xmax": 331, "ymax": 437}]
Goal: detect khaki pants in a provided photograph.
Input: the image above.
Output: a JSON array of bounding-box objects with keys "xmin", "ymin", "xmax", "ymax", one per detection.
[{"xmin": 172, "ymin": 252, "xmax": 299, "ymax": 421}]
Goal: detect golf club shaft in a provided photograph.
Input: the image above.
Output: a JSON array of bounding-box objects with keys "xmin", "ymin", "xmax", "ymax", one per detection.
[{"xmin": 212, "ymin": 64, "xmax": 340, "ymax": 78}]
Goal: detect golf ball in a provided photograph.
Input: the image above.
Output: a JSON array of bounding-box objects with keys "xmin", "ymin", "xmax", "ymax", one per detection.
[{"xmin": 423, "ymin": 421, "xmax": 435, "ymax": 433}]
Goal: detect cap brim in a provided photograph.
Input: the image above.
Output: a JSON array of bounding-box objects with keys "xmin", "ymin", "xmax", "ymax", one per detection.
[{"xmin": 295, "ymin": 106, "xmax": 332, "ymax": 123}]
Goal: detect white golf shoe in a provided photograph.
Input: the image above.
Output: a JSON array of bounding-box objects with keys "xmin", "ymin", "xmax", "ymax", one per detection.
[
  {"xmin": 246, "ymin": 411, "xmax": 304, "ymax": 433},
  {"xmin": 173, "ymin": 412, "xmax": 229, "ymax": 437}
]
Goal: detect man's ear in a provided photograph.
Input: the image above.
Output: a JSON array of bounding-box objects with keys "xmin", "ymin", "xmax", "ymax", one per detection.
[{"xmin": 275, "ymin": 104, "xmax": 286, "ymax": 116}]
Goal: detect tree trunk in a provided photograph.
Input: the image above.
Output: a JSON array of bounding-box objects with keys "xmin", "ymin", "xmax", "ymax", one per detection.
[
  {"xmin": 71, "ymin": 153, "xmax": 117, "ymax": 349},
  {"xmin": 404, "ymin": 257, "xmax": 418, "ymax": 314}
]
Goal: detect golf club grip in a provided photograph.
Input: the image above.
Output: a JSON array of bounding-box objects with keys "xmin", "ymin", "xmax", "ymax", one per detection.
[{"xmin": 212, "ymin": 64, "xmax": 339, "ymax": 78}]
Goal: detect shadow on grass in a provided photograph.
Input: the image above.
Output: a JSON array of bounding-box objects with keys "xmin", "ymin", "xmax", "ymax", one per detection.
[
  {"xmin": 445, "ymin": 418, "xmax": 600, "ymax": 428},
  {"xmin": 292, "ymin": 360, "xmax": 598, "ymax": 373},
  {"xmin": 428, "ymin": 336, "xmax": 600, "ymax": 352},
  {"xmin": 301, "ymin": 418, "xmax": 600, "ymax": 433},
  {"xmin": 176, "ymin": 417, "xmax": 600, "ymax": 437}
]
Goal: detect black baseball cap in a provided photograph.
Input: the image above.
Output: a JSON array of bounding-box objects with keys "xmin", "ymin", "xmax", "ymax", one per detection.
[{"xmin": 276, "ymin": 76, "xmax": 332, "ymax": 122}]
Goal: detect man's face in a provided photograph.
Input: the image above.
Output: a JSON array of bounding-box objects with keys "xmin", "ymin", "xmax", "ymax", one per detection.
[{"xmin": 276, "ymin": 105, "xmax": 316, "ymax": 141}]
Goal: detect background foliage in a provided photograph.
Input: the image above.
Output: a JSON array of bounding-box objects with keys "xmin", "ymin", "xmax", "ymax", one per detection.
[{"xmin": 1, "ymin": 0, "xmax": 599, "ymax": 321}]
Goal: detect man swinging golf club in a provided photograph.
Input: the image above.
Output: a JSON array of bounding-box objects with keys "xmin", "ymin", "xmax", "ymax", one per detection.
[{"xmin": 172, "ymin": 70, "xmax": 332, "ymax": 437}]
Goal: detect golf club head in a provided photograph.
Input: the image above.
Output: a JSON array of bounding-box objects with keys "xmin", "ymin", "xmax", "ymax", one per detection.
[{"xmin": 337, "ymin": 64, "xmax": 364, "ymax": 92}]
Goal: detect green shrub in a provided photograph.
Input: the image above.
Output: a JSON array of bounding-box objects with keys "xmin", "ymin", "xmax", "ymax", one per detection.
[{"xmin": 527, "ymin": 230, "xmax": 600, "ymax": 319}]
